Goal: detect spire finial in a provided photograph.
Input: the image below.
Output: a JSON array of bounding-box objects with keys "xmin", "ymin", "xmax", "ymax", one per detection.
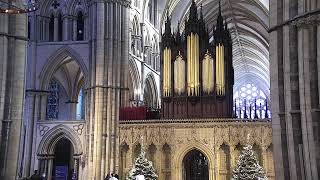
[
  {"xmin": 254, "ymin": 99, "xmax": 258, "ymax": 119},
  {"xmin": 265, "ymin": 99, "xmax": 268, "ymax": 118}
]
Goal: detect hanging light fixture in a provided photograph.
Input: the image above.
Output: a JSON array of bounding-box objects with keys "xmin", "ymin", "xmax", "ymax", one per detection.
[{"xmin": 0, "ymin": 0, "xmax": 38, "ymax": 14}]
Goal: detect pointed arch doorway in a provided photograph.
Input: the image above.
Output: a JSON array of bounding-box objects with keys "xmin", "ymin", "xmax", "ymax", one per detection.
[
  {"xmin": 182, "ymin": 149, "xmax": 209, "ymax": 180},
  {"xmin": 52, "ymin": 138, "xmax": 74, "ymax": 180}
]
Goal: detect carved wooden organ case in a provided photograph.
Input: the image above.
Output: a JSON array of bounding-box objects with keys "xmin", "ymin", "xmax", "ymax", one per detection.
[{"xmin": 161, "ymin": 1, "xmax": 234, "ymax": 119}]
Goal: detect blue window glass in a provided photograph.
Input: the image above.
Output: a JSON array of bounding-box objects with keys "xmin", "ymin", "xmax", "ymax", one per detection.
[
  {"xmin": 76, "ymin": 88, "xmax": 84, "ymax": 119},
  {"xmin": 233, "ymin": 83, "xmax": 271, "ymax": 119},
  {"xmin": 47, "ymin": 80, "xmax": 59, "ymax": 119}
]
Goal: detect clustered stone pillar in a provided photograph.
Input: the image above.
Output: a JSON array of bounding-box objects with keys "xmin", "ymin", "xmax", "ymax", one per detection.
[
  {"xmin": 87, "ymin": 0, "xmax": 130, "ymax": 179},
  {"xmin": 22, "ymin": 91, "xmax": 42, "ymax": 177},
  {"xmin": 0, "ymin": 10, "xmax": 27, "ymax": 179},
  {"xmin": 270, "ymin": 0, "xmax": 320, "ymax": 179}
]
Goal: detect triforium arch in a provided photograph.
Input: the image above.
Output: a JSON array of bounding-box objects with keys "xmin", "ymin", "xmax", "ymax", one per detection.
[
  {"xmin": 173, "ymin": 144, "xmax": 215, "ymax": 180},
  {"xmin": 37, "ymin": 125, "xmax": 83, "ymax": 179},
  {"xmin": 144, "ymin": 73, "xmax": 158, "ymax": 108}
]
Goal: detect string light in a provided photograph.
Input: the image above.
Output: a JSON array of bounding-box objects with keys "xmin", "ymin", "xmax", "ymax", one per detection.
[{"xmin": 0, "ymin": 0, "xmax": 38, "ymax": 14}]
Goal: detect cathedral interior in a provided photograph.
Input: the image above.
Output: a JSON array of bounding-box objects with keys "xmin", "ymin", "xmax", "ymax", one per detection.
[{"xmin": 0, "ymin": 0, "xmax": 319, "ymax": 180}]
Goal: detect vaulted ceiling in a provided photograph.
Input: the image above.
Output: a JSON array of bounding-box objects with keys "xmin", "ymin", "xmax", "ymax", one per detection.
[{"xmin": 160, "ymin": 0, "xmax": 270, "ymax": 94}]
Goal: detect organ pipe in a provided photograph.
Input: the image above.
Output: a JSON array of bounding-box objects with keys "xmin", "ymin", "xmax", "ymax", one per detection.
[
  {"xmin": 174, "ymin": 52, "xmax": 185, "ymax": 95},
  {"xmin": 187, "ymin": 32, "xmax": 200, "ymax": 96},
  {"xmin": 202, "ymin": 51, "xmax": 214, "ymax": 93},
  {"xmin": 163, "ymin": 47, "xmax": 172, "ymax": 96},
  {"xmin": 216, "ymin": 43, "xmax": 225, "ymax": 96}
]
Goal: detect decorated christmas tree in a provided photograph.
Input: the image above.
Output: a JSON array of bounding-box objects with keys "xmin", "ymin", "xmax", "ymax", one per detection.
[
  {"xmin": 232, "ymin": 144, "xmax": 268, "ymax": 180},
  {"xmin": 127, "ymin": 138, "xmax": 158, "ymax": 180}
]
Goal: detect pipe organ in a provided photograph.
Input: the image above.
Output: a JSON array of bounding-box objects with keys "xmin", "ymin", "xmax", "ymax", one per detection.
[
  {"xmin": 161, "ymin": 1, "xmax": 234, "ymax": 119},
  {"xmin": 163, "ymin": 47, "xmax": 172, "ymax": 96},
  {"xmin": 174, "ymin": 52, "xmax": 185, "ymax": 95}
]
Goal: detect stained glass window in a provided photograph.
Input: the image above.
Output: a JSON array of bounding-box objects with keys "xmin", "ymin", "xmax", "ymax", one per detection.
[
  {"xmin": 76, "ymin": 88, "xmax": 84, "ymax": 120},
  {"xmin": 233, "ymin": 83, "xmax": 271, "ymax": 119},
  {"xmin": 47, "ymin": 80, "xmax": 59, "ymax": 119}
]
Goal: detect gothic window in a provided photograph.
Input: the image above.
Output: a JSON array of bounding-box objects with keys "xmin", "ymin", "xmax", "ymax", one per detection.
[
  {"xmin": 49, "ymin": 14, "xmax": 54, "ymax": 41},
  {"xmin": 77, "ymin": 11, "xmax": 84, "ymax": 41},
  {"xmin": 47, "ymin": 80, "xmax": 59, "ymax": 119},
  {"xmin": 58, "ymin": 13, "xmax": 63, "ymax": 41},
  {"xmin": 233, "ymin": 83, "xmax": 271, "ymax": 119},
  {"xmin": 76, "ymin": 88, "xmax": 84, "ymax": 120}
]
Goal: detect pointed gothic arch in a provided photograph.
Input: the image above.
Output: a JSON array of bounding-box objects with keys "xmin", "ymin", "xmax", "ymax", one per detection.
[
  {"xmin": 144, "ymin": 73, "xmax": 158, "ymax": 108},
  {"xmin": 37, "ymin": 125, "xmax": 83, "ymax": 156},
  {"xmin": 39, "ymin": 46, "xmax": 88, "ymax": 90},
  {"xmin": 173, "ymin": 144, "xmax": 214, "ymax": 180}
]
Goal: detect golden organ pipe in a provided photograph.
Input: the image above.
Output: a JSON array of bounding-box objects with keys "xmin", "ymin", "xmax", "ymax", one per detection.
[
  {"xmin": 174, "ymin": 54, "xmax": 185, "ymax": 95},
  {"xmin": 219, "ymin": 45, "xmax": 221, "ymax": 95},
  {"xmin": 163, "ymin": 47, "xmax": 172, "ymax": 96},
  {"xmin": 187, "ymin": 36, "xmax": 190, "ymax": 95},
  {"xmin": 196, "ymin": 34, "xmax": 199, "ymax": 95},
  {"xmin": 187, "ymin": 33, "xmax": 200, "ymax": 96},
  {"xmin": 215, "ymin": 43, "xmax": 225, "ymax": 96},
  {"xmin": 164, "ymin": 48, "xmax": 167, "ymax": 96},
  {"xmin": 216, "ymin": 45, "xmax": 218, "ymax": 95},
  {"xmin": 222, "ymin": 45, "xmax": 225, "ymax": 95}
]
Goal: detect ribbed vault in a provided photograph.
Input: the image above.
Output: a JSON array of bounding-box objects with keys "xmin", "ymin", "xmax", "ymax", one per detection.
[{"xmin": 160, "ymin": 0, "xmax": 270, "ymax": 95}]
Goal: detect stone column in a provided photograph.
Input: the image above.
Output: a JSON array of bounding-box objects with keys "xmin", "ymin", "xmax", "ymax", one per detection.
[
  {"xmin": 120, "ymin": 3, "xmax": 130, "ymax": 107},
  {"xmin": 270, "ymin": 0, "xmax": 286, "ymax": 179},
  {"xmin": 63, "ymin": 15, "xmax": 69, "ymax": 41},
  {"xmin": 87, "ymin": 0, "xmax": 130, "ymax": 179},
  {"xmin": 0, "ymin": 11, "xmax": 27, "ymax": 179},
  {"xmin": 214, "ymin": 145, "xmax": 219, "ymax": 180},
  {"xmin": 47, "ymin": 157, "xmax": 54, "ymax": 180},
  {"xmin": 87, "ymin": 0, "xmax": 105, "ymax": 179},
  {"xmin": 54, "ymin": 16, "xmax": 59, "ymax": 41},
  {"xmin": 45, "ymin": 18, "xmax": 49, "ymax": 41},
  {"xmin": 22, "ymin": 92, "xmax": 40, "ymax": 177},
  {"xmin": 229, "ymin": 145, "xmax": 236, "ymax": 170},
  {"xmin": 74, "ymin": 156, "xmax": 80, "ymax": 180},
  {"xmin": 73, "ymin": 18, "xmax": 77, "ymax": 41},
  {"xmin": 40, "ymin": 18, "xmax": 45, "ymax": 41},
  {"xmin": 298, "ymin": 24, "xmax": 319, "ymax": 180},
  {"xmin": 261, "ymin": 146, "xmax": 268, "ymax": 174},
  {"xmin": 68, "ymin": 101, "xmax": 78, "ymax": 120},
  {"xmin": 84, "ymin": 16, "xmax": 88, "ymax": 40},
  {"xmin": 40, "ymin": 93, "xmax": 48, "ymax": 121}
]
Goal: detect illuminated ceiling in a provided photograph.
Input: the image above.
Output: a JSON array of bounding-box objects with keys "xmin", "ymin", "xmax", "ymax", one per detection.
[{"xmin": 160, "ymin": 0, "xmax": 270, "ymax": 94}]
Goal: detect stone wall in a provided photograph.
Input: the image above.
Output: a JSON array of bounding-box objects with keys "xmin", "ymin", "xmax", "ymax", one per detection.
[{"xmin": 119, "ymin": 118, "xmax": 274, "ymax": 180}]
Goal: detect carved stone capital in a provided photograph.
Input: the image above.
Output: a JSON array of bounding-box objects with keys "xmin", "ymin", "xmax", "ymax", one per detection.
[{"xmin": 290, "ymin": 15, "xmax": 320, "ymax": 29}]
